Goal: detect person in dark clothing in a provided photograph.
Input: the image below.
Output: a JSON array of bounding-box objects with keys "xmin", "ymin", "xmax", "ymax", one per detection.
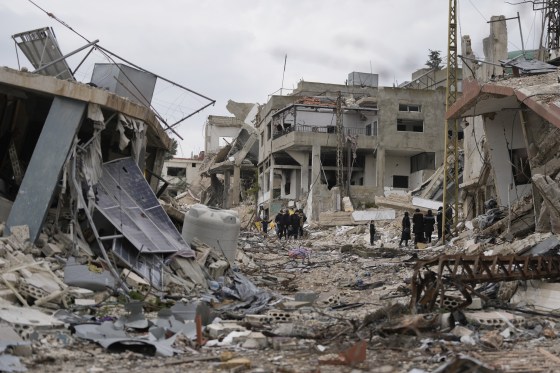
[
  {"xmin": 412, "ymin": 208, "xmax": 424, "ymax": 245},
  {"xmin": 298, "ymin": 209, "xmax": 307, "ymax": 238},
  {"xmin": 261, "ymin": 214, "xmax": 271, "ymax": 237},
  {"xmin": 275, "ymin": 210, "xmax": 285, "ymax": 239},
  {"xmin": 280, "ymin": 210, "xmax": 291, "ymax": 240},
  {"xmin": 399, "ymin": 212, "xmax": 411, "ymax": 247},
  {"xmin": 369, "ymin": 220, "xmax": 376, "ymax": 245},
  {"xmin": 423, "ymin": 209, "xmax": 436, "ymax": 243},
  {"xmin": 289, "ymin": 211, "xmax": 301, "ymax": 239},
  {"xmin": 436, "ymin": 206, "xmax": 443, "ymax": 240},
  {"xmin": 445, "ymin": 205, "xmax": 453, "ymax": 236}
]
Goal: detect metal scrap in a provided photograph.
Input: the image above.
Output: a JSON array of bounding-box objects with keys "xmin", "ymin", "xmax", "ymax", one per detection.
[{"xmin": 410, "ymin": 254, "xmax": 560, "ymax": 312}]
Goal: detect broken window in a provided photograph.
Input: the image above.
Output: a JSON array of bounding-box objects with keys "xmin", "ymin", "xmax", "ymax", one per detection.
[
  {"xmin": 510, "ymin": 148, "xmax": 531, "ymax": 185},
  {"xmin": 267, "ymin": 123, "xmax": 271, "ymax": 140},
  {"xmin": 393, "ymin": 175, "xmax": 409, "ymax": 188},
  {"xmin": 397, "ymin": 119, "xmax": 423, "ymax": 132},
  {"xmin": 166, "ymin": 167, "xmax": 186, "ymax": 177},
  {"xmin": 410, "ymin": 152, "xmax": 435, "ymax": 173},
  {"xmin": 191, "ymin": 163, "xmax": 197, "ymax": 168},
  {"xmin": 399, "ymin": 104, "xmax": 421, "ymax": 112}
]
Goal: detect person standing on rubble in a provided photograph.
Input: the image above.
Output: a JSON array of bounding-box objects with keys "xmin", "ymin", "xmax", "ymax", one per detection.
[
  {"xmin": 445, "ymin": 204, "xmax": 453, "ymax": 237},
  {"xmin": 436, "ymin": 206, "xmax": 443, "ymax": 240},
  {"xmin": 298, "ymin": 209, "xmax": 307, "ymax": 238},
  {"xmin": 399, "ymin": 211, "xmax": 411, "ymax": 247},
  {"xmin": 423, "ymin": 209, "xmax": 436, "ymax": 243},
  {"xmin": 261, "ymin": 213, "xmax": 271, "ymax": 238},
  {"xmin": 412, "ymin": 208, "xmax": 424, "ymax": 245},
  {"xmin": 280, "ymin": 209, "xmax": 291, "ymax": 240},
  {"xmin": 275, "ymin": 210, "xmax": 285, "ymax": 239},
  {"xmin": 288, "ymin": 210, "xmax": 300, "ymax": 239},
  {"xmin": 369, "ymin": 220, "xmax": 376, "ymax": 245}
]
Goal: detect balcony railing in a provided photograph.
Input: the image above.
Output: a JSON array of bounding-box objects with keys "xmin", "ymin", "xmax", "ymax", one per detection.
[{"xmin": 272, "ymin": 124, "xmax": 372, "ymax": 140}]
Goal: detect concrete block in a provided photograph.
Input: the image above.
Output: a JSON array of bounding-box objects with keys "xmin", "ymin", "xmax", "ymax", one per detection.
[
  {"xmin": 465, "ymin": 311, "xmax": 525, "ymax": 328},
  {"xmin": 352, "ymin": 209, "xmax": 396, "ymax": 222},
  {"xmin": 41, "ymin": 242, "xmax": 63, "ymax": 257},
  {"xmin": 279, "ymin": 301, "xmax": 312, "ymax": 310},
  {"xmin": 206, "ymin": 322, "xmax": 246, "ymax": 339},
  {"xmin": 208, "ymin": 260, "xmax": 229, "ymax": 279},
  {"xmin": 241, "ymin": 332, "xmax": 268, "ymax": 349},
  {"xmin": 243, "ymin": 314, "xmax": 273, "ymax": 323},
  {"xmin": 266, "ymin": 309, "xmax": 294, "ymax": 322},
  {"xmin": 294, "ymin": 291, "xmax": 319, "ymax": 303}
]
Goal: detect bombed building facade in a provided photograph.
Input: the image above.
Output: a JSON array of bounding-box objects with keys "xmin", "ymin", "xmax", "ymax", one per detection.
[{"xmin": 255, "ymin": 74, "xmax": 447, "ymax": 220}]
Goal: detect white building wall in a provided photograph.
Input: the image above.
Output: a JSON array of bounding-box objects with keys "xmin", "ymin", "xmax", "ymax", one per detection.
[{"xmin": 384, "ymin": 154, "xmax": 410, "ymax": 188}]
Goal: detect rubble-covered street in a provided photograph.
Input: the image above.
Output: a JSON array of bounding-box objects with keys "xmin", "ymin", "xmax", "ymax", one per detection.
[{"xmin": 3, "ymin": 207, "xmax": 560, "ymax": 373}]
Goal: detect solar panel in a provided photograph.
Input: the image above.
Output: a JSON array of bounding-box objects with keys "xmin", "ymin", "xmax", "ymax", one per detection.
[
  {"xmin": 12, "ymin": 27, "xmax": 74, "ymax": 80},
  {"xmin": 95, "ymin": 157, "xmax": 193, "ymax": 255}
]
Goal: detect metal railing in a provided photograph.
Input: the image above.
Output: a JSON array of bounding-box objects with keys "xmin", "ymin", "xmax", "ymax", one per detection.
[{"xmin": 272, "ymin": 124, "xmax": 372, "ymax": 139}]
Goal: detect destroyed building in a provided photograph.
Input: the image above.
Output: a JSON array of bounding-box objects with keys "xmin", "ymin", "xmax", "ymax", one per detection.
[
  {"xmin": 255, "ymin": 73, "xmax": 447, "ymax": 221},
  {"xmin": 0, "ymin": 27, "xmax": 215, "ymax": 289},
  {"xmin": 161, "ymin": 153, "xmax": 205, "ymax": 197},
  {"xmin": 199, "ymin": 103, "xmax": 260, "ymax": 208}
]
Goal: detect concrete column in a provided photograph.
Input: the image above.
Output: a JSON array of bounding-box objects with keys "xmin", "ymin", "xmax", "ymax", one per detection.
[
  {"xmin": 301, "ymin": 153, "xmax": 310, "ymax": 194},
  {"xmin": 269, "ymin": 157, "xmax": 275, "ymax": 201},
  {"xmin": 232, "ymin": 165, "xmax": 240, "ymax": 206},
  {"xmin": 309, "ymin": 145, "xmax": 321, "ymax": 221},
  {"xmin": 376, "ymin": 147, "xmax": 385, "ymax": 190},
  {"xmin": 223, "ymin": 171, "xmax": 231, "ymax": 208}
]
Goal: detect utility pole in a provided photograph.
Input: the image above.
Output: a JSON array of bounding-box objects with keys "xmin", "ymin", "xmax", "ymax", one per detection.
[
  {"xmin": 442, "ymin": 0, "xmax": 459, "ymax": 244},
  {"xmin": 336, "ymin": 92, "xmax": 344, "ymax": 194}
]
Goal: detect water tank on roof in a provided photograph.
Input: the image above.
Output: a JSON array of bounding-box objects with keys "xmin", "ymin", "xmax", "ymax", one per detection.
[
  {"xmin": 182, "ymin": 204, "xmax": 240, "ymax": 262},
  {"xmin": 348, "ymin": 72, "xmax": 378, "ymax": 88}
]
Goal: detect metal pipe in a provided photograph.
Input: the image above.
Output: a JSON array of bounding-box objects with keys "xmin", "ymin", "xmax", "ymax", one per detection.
[
  {"xmin": 96, "ymin": 45, "xmax": 215, "ymax": 103},
  {"xmin": 34, "ymin": 39, "xmax": 99, "ymax": 74}
]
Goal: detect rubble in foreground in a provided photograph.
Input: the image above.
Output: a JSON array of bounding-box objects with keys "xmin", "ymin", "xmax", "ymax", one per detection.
[{"xmin": 1, "ymin": 208, "xmax": 560, "ymax": 373}]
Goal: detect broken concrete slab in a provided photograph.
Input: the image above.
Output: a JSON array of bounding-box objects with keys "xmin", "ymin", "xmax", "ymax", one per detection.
[
  {"xmin": 0, "ymin": 354, "xmax": 27, "ymax": 373},
  {"xmin": 511, "ymin": 280, "xmax": 560, "ymax": 312},
  {"xmin": 0, "ymin": 325, "xmax": 31, "ymax": 356},
  {"xmin": 63, "ymin": 257, "xmax": 115, "ymax": 291},
  {"xmin": 351, "ymin": 209, "xmax": 396, "ymax": 222},
  {"xmin": 412, "ymin": 197, "xmax": 443, "ymax": 211}
]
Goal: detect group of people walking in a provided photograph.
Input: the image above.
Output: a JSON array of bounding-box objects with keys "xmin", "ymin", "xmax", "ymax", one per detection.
[
  {"xmin": 273, "ymin": 208, "xmax": 307, "ymax": 240},
  {"xmin": 399, "ymin": 206, "xmax": 452, "ymax": 247}
]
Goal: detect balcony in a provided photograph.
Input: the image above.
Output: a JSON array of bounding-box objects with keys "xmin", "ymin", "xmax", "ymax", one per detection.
[
  {"xmin": 272, "ymin": 124, "xmax": 371, "ymax": 140},
  {"xmin": 271, "ymin": 124, "xmax": 377, "ymax": 152}
]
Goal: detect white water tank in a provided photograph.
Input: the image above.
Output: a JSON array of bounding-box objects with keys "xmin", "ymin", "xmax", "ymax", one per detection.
[{"xmin": 182, "ymin": 204, "xmax": 240, "ymax": 262}]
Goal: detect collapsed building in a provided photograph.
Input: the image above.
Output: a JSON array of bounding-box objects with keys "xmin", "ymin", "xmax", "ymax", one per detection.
[
  {"xmin": 0, "ymin": 27, "xmax": 214, "ymax": 290},
  {"xmin": 199, "ymin": 102, "xmax": 260, "ymax": 208}
]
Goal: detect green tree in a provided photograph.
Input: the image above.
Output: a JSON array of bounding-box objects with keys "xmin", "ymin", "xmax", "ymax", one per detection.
[
  {"xmin": 165, "ymin": 138, "xmax": 178, "ymax": 160},
  {"xmin": 426, "ymin": 49, "xmax": 442, "ymax": 70}
]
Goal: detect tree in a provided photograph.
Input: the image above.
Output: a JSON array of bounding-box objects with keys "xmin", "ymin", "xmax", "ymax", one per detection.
[
  {"xmin": 165, "ymin": 138, "xmax": 178, "ymax": 160},
  {"xmin": 426, "ymin": 49, "xmax": 443, "ymax": 70}
]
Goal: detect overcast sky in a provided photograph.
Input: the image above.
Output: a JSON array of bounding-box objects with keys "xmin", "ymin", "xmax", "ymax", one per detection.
[{"xmin": 0, "ymin": 1, "xmax": 543, "ymax": 156}]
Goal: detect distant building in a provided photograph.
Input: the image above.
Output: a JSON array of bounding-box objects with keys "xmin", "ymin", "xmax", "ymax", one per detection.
[{"xmin": 161, "ymin": 153, "xmax": 205, "ymax": 196}]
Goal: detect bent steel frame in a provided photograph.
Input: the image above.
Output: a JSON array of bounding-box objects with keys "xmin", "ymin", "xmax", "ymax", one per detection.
[{"xmin": 410, "ymin": 254, "xmax": 560, "ymax": 313}]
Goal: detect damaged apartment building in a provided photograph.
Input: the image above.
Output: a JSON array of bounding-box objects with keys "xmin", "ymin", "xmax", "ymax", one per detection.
[
  {"xmin": 0, "ymin": 27, "xmax": 213, "ymax": 289},
  {"xmin": 256, "ymin": 73, "xmax": 447, "ymax": 220},
  {"xmin": 445, "ymin": 16, "xmax": 560, "ymax": 237},
  {"xmin": 199, "ymin": 101, "xmax": 260, "ymax": 208}
]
